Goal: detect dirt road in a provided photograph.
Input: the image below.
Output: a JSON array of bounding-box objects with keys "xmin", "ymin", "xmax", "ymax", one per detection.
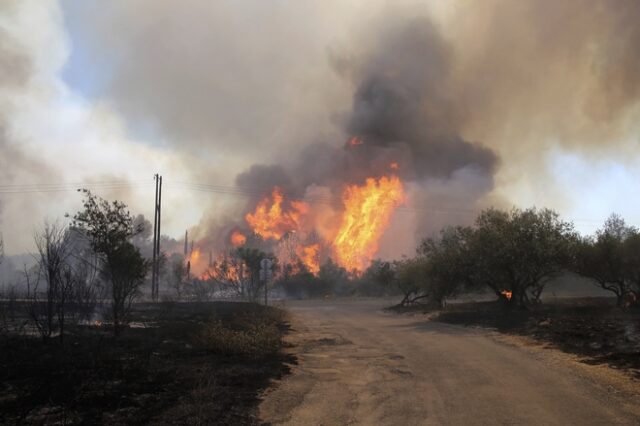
[{"xmin": 260, "ymin": 299, "xmax": 640, "ymax": 425}]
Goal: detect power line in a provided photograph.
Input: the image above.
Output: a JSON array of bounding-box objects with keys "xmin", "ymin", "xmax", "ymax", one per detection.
[
  {"xmin": 0, "ymin": 180, "xmax": 155, "ymax": 194},
  {"xmin": 1, "ymin": 179, "xmax": 637, "ymax": 226}
]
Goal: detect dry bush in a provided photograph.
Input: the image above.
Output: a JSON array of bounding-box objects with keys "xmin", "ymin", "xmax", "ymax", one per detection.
[{"xmin": 197, "ymin": 308, "xmax": 285, "ymax": 358}]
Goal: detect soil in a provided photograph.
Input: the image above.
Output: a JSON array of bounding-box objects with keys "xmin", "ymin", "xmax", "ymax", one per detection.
[
  {"xmin": 0, "ymin": 301, "xmax": 293, "ymax": 425},
  {"xmin": 260, "ymin": 299, "xmax": 640, "ymax": 425}
]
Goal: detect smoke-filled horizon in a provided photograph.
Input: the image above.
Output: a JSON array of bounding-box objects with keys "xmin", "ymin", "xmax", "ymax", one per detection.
[{"xmin": 1, "ymin": 0, "xmax": 640, "ymax": 259}]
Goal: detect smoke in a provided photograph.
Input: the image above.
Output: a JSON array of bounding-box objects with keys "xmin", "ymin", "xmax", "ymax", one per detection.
[
  {"xmin": 0, "ymin": 1, "xmax": 212, "ymax": 254},
  {"xmin": 0, "ymin": 1, "xmax": 63, "ymax": 248},
  {"xmin": 221, "ymin": 10, "xmax": 499, "ymax": 256},
  {"xmin": 343, "ymin": 17, "xmax": 498, "ymax": 180},
  {"xmin": 451, "ymin": 0, "xmax": 640, "ymax": 155},
  {"xmin": 4, "ymin": 0, "xmax": 640, "ymax": 256}
]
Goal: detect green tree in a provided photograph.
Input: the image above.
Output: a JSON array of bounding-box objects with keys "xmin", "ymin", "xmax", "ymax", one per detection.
[
  {"xmin": 70, "ymin": 190, "xmax": 149, "ymax": 334},
  {"xmin": 572, "ymin": 214, "xmax": 637, "ymax": 306},
  {"xmin": 394, "ymin": 257, "xmax": 429, "ymax": 306},
  {"xmin": 419, "ymin": 226, "xmax": 474, "ymax": 307},
  {"xmin": 469, "ymin": 208, "xmax": 575, "ymax": 308}
]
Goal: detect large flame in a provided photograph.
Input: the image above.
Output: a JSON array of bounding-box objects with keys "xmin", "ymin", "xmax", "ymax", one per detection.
[
  {"xmin": 333, "ymin": 175, "xmax": 405, "ymax": 272},
  {"xmin": 245, "ymin": 187, "xmax": 309, "ymax": 240}
]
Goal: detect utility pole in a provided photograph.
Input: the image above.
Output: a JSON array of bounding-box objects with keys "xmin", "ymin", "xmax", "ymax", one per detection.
[
  {"xmin": 184, "ymin": 230, "xmax": 188, "ymax": 257},
  {"xmin": 155, "ymin": 175, "xmax": 162, "ymax": 301},
  {"xmin": 152, "ymin": 174, "xmax": 159, "ymax": 301},
  {"xmin": 151, "ymin": 174, "xmax": 162, "ymax": 302}
]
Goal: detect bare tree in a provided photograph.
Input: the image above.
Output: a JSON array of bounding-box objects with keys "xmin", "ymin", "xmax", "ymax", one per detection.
[
  {"xmin": 203, "ymin": 250, "xmax": 248, "ymax": 299},
  {"xmin": 27, "ymin": 222, "xmax": 74, "ymax": 342},
  {"xmin": 171, "ymin": 255, "xmax": 186, "ymax": 300},
  {"xmin": 68, "ymin": 252, "xmax": 102, "ymax": 323}
]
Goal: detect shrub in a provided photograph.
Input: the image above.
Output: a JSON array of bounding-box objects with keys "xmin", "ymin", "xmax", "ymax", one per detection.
[{"xmin": 197, "ymin": 308, "xmax": 285, "ymax": 358}]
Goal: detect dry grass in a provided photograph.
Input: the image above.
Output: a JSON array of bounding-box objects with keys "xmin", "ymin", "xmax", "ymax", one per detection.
[{"xmin": 198, "ymin": 308, "xmax": 286, "ymax": 358}]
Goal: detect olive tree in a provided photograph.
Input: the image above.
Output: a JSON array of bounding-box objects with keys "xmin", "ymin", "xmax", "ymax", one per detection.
[
  {"xmin": 418, "ymin": 226, "xmax": 474, "ymax": 307},
  {"xmin": 469, "ymin": 208, "xmax": 575, "ymax": 307},
  {"xmin": 394, "ymin": 257, "xmax": 429, "ymax": 306},
  {"xmin": 70, "ymin": 190, "xmax": 150, "ymax": 334},
  {"xmin": 572, "ymin": 214, "xmax": 638, "ymax": 306}
]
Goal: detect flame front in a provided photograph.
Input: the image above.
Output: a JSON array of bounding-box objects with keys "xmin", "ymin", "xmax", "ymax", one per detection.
[
  {"xmin": 501, "ymin": 290, "xmax": 513, "ymax": 300},
  {"xmin": 245, "ymin": 187, "xmax": 309, "ymax": 240},
  {"xmin": 333, "ymin": 175, "xmax": 405, "ymax": 272},
  {"xmin": 297, "ymin": 243, "xmax": 320, "ymax": 274}
]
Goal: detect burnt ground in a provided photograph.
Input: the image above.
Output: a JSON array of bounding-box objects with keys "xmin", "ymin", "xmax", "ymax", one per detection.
[
  {"xmin": 428, "ymin": 297, "xmax": 640, "ymax": 379},
  {"xmin": 0, "ymin": 301, "xmax": 294, "ymax": 425}
]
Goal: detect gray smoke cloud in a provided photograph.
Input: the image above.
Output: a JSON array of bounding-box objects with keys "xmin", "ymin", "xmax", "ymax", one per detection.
[
  {"xmin": 0, "ymin": 1, "xmax": 60, "ymax": 237},
  {"xmin": 5, "ymin": 0, "xmax": 640, "ymax": 258}
]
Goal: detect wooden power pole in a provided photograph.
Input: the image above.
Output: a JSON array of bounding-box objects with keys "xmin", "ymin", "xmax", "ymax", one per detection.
[
  {"xmin": 151, "ymin": 174, "xmax": 162, "ymax": 302},
  {"xmin": 152, "ymin": 174, "xmax": 159, "ymax": 301}
]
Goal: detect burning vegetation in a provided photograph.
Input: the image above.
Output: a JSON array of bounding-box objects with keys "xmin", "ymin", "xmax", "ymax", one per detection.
[
  {"xmin": 186, "ymin": 169, "xmax": 406, "ymax": 280},
  {"xmin": 333, "ymin": 175, "xmax": 405, "ymax": 271}
]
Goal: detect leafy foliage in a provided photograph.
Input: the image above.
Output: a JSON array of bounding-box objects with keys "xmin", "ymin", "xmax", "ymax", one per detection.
[
  {"xmin": 572, "ymin": 214, "xmax": 639, "ymax": 306},
  {"xmin": 70, "ymin": 190, "xmax": 149, "ymax": 333},
  {"xmin": 466, "ymin": 208, "xmax": 576, "ymax": 307}
]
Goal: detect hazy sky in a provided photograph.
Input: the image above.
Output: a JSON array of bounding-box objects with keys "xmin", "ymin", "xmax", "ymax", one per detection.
[{"xmin": 1, "ymin": 0, "xmax": 640, "ymax": 255}]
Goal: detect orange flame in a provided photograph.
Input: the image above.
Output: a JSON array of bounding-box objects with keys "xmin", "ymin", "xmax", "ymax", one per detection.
[
  {"xmin": 501, "ymin": 290, "xmax": 513, "ymax": 301},
  {"xmin": 333, "ymin": 175, "xmax": 405, "ymax": 272},
  {"xmin": 347, "ymin": 136, "xmax": 363, "ymax": 146},
  {"xmin": 190, "ymin": 248, "xmax": 201, "ymax": 264},
  {"xmin": 205, "ymin": 253, "xmax": 245, "ymax": 283},
  {"xmin": 230, "ymin": 230, "xmax": 246, "ymax": 247},
  {"xmin": 297, "ymin": 243, "xmax": 320, "ymax": 275},
  {"xmin": 389, "ymin": 162, "xmax": 399, "ymax": 170},
  {"xmin": 245, "ymin": 187, "xmax": 309, "ymax": 240}
]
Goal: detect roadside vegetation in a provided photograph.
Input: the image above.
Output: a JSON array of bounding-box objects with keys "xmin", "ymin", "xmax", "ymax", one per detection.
[
  {"xmin": 273, "ymin": 207, "xmax": 640, "ymax": 311},
  {"xmin": 0, "ymin": 191, "xmax": 292, "ymax": 425}
]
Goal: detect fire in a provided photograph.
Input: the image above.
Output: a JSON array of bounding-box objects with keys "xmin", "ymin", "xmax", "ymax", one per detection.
[
  {"xmin": 389, "ymin": 162, "xmax": 399, "ymax": 170},
  {"xmin": 241, "ymin": 173, "xmax": 405, "ymax": 275},
  {"xmin": 190, "ymin": 248, "xmax": 201, "ymax": 264},
  {"xmin": 205, "ymin": 253, "xmax": 245, "ymax": 284},
  {"xmin": 245, "ymin": 187, "xmax": 309, "ymax": 240},
  {"xmin": 333, "ymin": 175, "xmax": 405, "ymax": 272},
  {"xmin": 347, "ymin": 136, "xmax": 363, "ymax": 146},
  {"xmin": 297, "ymin": 243, "xmax": 320, "ymax": 274},
  {"xmin": 501, "ymin": 290, "xmax": 513, "ymax": 301},
  {"xmin": 230, "ymin": 230, "xmax": 246, "ymax": 247}
]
